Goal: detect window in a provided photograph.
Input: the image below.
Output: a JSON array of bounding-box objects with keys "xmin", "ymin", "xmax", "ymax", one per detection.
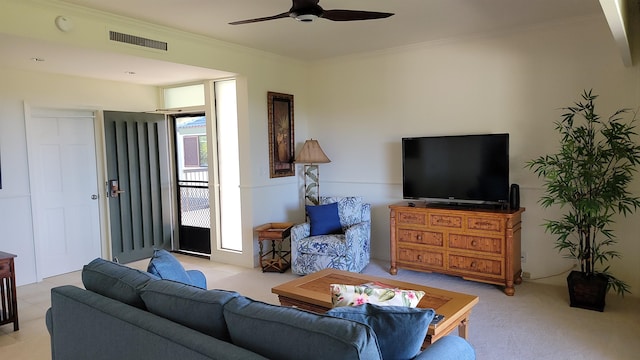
[
  {"xmin": 165, "ymin": 80, "xmax": 241, "ymax": 254},
  {"xmin": 183, "ymin": 135, "xmax": 207, "ymax": 167}
]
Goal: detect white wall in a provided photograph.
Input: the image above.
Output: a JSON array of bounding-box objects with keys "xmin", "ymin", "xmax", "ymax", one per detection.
[
  {"xmin": 0, "ymin": 0, "xmax": 309, "ymax": 284},
  {"xmin": 3, "ymin": 0, "xmax": 639, "ymax": 295},
  {"xmin": 308, "ymin": 15, "xmax": 640, "ymax": 292}
]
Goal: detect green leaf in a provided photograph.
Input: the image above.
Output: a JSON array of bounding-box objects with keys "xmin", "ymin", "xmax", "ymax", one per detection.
[{"xmin": 377, "ymin": 289, "xmax": 396, "ymax": 302}]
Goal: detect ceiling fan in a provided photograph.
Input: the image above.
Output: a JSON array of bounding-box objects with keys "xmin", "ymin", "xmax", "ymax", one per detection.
[{"xmin": 229, "ymin": 0, "xmax": 394, "ymax": 25}]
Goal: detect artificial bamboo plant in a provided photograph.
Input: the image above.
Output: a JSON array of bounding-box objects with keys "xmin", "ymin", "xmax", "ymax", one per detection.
[{"xmin": 527, "ymin": 90, "xmax": 640, "ymax": 295}]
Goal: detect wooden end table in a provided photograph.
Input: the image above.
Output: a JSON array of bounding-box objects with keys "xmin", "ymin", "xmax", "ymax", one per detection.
[
  {"xmin": 0, "ymin": 251, "xmax": 18, "ymax": 331},
  {"xmin": 256, "ymin": 222, "xmax": 294, "ymax": 273},
  {"xmin": 272, "ymin": 268, "xmax": 478, "ymax": 347}
]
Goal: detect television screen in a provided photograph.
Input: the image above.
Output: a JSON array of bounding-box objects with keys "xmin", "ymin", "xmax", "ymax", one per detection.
[{"xmin": 402, "ymin": 133, "xmax": 509, "ymax": 205}]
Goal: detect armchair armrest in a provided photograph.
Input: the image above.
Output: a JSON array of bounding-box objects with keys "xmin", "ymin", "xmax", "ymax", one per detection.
[
  {"xmin": 413, "ymin": 336, "xmax": 475, "ymax": 360},
  {"xmin": 291, "ymin": 222, "xmax": 310, "ymax": 242},
  {"xmin": 361, "ymin": 203, "xmax": 371, "ymax": 223},
  {"xmin": 344, "ymin": 221, "xmax": 370, "ymax": 246}
]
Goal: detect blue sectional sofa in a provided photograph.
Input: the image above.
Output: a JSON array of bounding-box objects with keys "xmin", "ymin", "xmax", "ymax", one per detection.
[{"xmin": 45, "ymin": 258, "xmax": 475, "ymax": 360}]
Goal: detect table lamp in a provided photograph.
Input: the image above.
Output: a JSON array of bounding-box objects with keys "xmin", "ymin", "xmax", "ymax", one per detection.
[{"xmin": 295, "ymin": 139, "xmax": 331, "ymax": 205}]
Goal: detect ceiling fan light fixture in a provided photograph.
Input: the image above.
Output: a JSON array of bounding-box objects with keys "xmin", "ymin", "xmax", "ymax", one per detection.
[{"xmin": 294, "ymin": 14, "xmax": 318, "ymax": 22}]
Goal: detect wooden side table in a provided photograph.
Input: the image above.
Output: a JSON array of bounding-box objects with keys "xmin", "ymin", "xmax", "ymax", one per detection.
[
  {"xmin": 256, "ymin": 222, "xmax": 293, "ymax": 273},
  {"xmin": 0, "ymin": 251, "xmax": 18, "ymax": 331}
]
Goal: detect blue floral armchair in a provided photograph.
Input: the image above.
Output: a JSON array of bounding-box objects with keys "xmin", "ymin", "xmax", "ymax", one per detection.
[{"xmin": 291, "ymin": 196, "xmax": 371, "ymax": 275}]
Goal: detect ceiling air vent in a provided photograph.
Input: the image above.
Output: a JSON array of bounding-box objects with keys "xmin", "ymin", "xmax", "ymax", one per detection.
[{"xmin": 109, "ymin": 31, "xmax": 168, "ymax": 51}]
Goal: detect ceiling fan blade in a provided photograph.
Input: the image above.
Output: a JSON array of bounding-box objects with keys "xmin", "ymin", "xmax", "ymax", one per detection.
[
  {"xmin": 322, "ymin": 10, "xmax": 394, "ymax": 21},
  {"xmin": 229, "ymin": 12, "xmax": 290, "ymax": 25}
]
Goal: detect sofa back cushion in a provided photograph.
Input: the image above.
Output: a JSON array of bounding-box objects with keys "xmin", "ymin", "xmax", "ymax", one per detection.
[
  {"xmin": 82, "ymin": 258, "xmax": 158, "ymax": 309},
  {"xmin": 140, "ymin": 279, "xmax": 239, "ymax": 341},
  {"xmin": 223, "ymin": 296, "xmax": 382, "ymax": 360}
]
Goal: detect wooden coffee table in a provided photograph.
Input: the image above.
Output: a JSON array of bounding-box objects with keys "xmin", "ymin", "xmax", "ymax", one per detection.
[{"xmin": 272, "ymin": 268, "xmax": 478, "ymax": 346}]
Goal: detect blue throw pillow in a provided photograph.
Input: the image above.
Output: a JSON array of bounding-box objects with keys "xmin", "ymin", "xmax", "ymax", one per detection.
[
  {"xmin": 147, "ymin": 249, "xmax": 193, "ymax": 285},
  {"xmin": 306, "ymin": 202, "xmax": 342, "ymax": 236},
  {"xmin": 327, "ymin": 303, "xmax": 435, "ymax": 360}
]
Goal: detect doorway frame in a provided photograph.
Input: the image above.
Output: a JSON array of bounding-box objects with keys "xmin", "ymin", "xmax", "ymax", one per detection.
[
  {"xmin": 24, "ymin": 103, "xmax": 110, "ymax": 281},
  {"xmin": 163, "ymin": 79, "xmax": 250, "ymax": 265}
]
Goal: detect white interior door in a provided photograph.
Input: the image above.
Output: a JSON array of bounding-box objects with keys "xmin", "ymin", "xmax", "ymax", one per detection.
[{"xmin": 27, "ymin": 108, "xmax": 102, "ymax": 278}]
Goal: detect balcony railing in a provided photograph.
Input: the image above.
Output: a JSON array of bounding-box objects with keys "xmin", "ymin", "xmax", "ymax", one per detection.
[{"xmin": 181, "ymin": 168, "xmax": 208, "ymax": 182}]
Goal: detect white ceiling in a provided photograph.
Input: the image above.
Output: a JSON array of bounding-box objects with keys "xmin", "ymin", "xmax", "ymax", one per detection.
[
  {"xmin": 4, "ymin": 0, "xmax": 607, "ymax": 86},
  {"xmin": 0, "ymin": 33, "xmax": 234, "ymax": 85},
  {"xmin": 61, "ymin": 0, "xmax": 604, "ymax": 60}
]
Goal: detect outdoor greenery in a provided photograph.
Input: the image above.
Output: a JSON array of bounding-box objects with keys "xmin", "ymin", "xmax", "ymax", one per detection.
[{"xmin": 527, "ymin": 90, "xmax": 640, "ymax": 295}]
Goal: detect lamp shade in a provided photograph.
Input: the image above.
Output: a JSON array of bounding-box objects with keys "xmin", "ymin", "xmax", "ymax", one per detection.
[{"xmin": 295, "ymin": 139, "xmax": 331, "ymax": 164}]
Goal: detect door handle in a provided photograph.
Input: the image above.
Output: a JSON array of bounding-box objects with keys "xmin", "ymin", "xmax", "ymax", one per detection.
[{"xmin": 107, "ymin": 179, "xmax": 126, "ymax": 198}]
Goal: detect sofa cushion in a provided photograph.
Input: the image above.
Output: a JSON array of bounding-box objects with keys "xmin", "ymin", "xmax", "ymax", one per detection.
[
  {"xmin": 140, "ymin": 279, "xmax": 239, "ymax": 341},
  {"xmin": 49, "ymin": 285, "xmax": 270, "ymax": 360},
  {"xmin": 147, "ymin": 249, "xmax": 195, "ymax": 285},
  {"xmin": 82, "ymin": 258, "xmax": 158, "ymax": 309},
  {"xmin": 331, "ymin": 282, "xmax": 425, "ymax": 308},
  {"xmin": 223, "ymin": 296, "xmax": 382, "ymax": 360},
  {"xmin": 327, "ymin": 303, "xmax": 435, "ymax": 360},
  {"xmin": 306, "ymin": 202, "xmax": 342, "ymax": 236}
]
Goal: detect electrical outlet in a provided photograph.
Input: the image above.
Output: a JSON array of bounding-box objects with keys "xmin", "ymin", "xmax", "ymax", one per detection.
[
  {"xmin": 520, "ymin": 252, "xmax": 527, "ymax": 264},
  {"xmin": 522, "ymin": 271, "xmax": 531, "ymax": 279}
]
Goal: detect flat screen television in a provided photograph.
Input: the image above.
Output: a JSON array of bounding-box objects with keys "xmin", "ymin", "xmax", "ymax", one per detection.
[{"xmin": 402, "ymin": 133, "xmax": 509, "ymax": 207}]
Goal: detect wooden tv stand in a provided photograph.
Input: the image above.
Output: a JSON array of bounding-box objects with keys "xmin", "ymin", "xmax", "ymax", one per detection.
[{"xmin": 389, "ymin": 202, "xmax": 525, "ymax": 295}]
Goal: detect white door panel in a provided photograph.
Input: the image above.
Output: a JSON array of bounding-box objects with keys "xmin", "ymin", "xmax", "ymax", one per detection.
[{"xmin": 27, "ymin": 109, "xmax": 101, "ymax": 278}]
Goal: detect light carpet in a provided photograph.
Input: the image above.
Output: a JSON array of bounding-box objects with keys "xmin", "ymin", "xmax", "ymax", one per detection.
[
  {"xmin": 3, "ymin": 254, "xmax": 638, "ymax": 359},
  {"xmin": 186, "ymin": 256, "xmax": 640, "ymax": 360}
]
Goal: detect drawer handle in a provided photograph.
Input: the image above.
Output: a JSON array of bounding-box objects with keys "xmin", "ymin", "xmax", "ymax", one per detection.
[
  {"xmin": 417, "ymin": 254, "xmax": 422, "ymax": 261},
  {"xmin": 416, "ymin": 235, "xmax": 423, "ymax": 241},
  {"xmin": 470, "ymin": 261, "xmax": 477, "ymax": 268},
  {"xmin": 404, "ymin": 214, "xmax": 421, "ymax": 221},
  {"xmin": 471, "ymin": 240, "xmax": 478, "ymax": 247}
]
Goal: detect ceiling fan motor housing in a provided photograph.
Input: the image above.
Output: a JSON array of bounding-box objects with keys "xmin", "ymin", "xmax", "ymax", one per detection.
[{"xmin": 290, "ymin": 4, "xmax": 323, "ymax": 22}]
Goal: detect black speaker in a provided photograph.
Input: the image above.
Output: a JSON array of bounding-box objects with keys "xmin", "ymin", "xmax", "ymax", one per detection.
[{"xmin": 509, "ymin": 184, "xmax": 520, "ymax": 210}]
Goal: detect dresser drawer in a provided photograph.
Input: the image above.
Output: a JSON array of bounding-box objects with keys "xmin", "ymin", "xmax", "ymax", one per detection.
[
  {"xmin": 448, "ymin": 234, "xmax": 503, "ymax": 255},
  {"xmin": 467, "ymin": 216, "xmax": 503, "ymax": 233},
  {"xmin": 397, "ymin": 229, "xmax": 443, "ymax": 246},
  {"xmin": 428, "ymin": 213, "xmax": 462, "ymax": 229},
  {"xmin": 397, "ymin": 211, "xmax": 427, "ymax": 226},
  {"xmin": 398, "ymin": 246, "xmax": 444, "ymax": 269},
  {"xmin": 448, "ymin": 254, "xmax": 503, "ymax": 278}
]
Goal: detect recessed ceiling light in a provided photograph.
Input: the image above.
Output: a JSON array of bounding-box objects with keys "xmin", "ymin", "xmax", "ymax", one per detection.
[{"xmin": 31, "ymin": 57, "xmax": 45, "ymax": 62}]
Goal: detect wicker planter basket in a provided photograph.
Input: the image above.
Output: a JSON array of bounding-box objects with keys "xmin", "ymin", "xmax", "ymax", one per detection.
[{"xmin": 567, "ymin": 270, "xmax": 608, "ymax": 312}]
